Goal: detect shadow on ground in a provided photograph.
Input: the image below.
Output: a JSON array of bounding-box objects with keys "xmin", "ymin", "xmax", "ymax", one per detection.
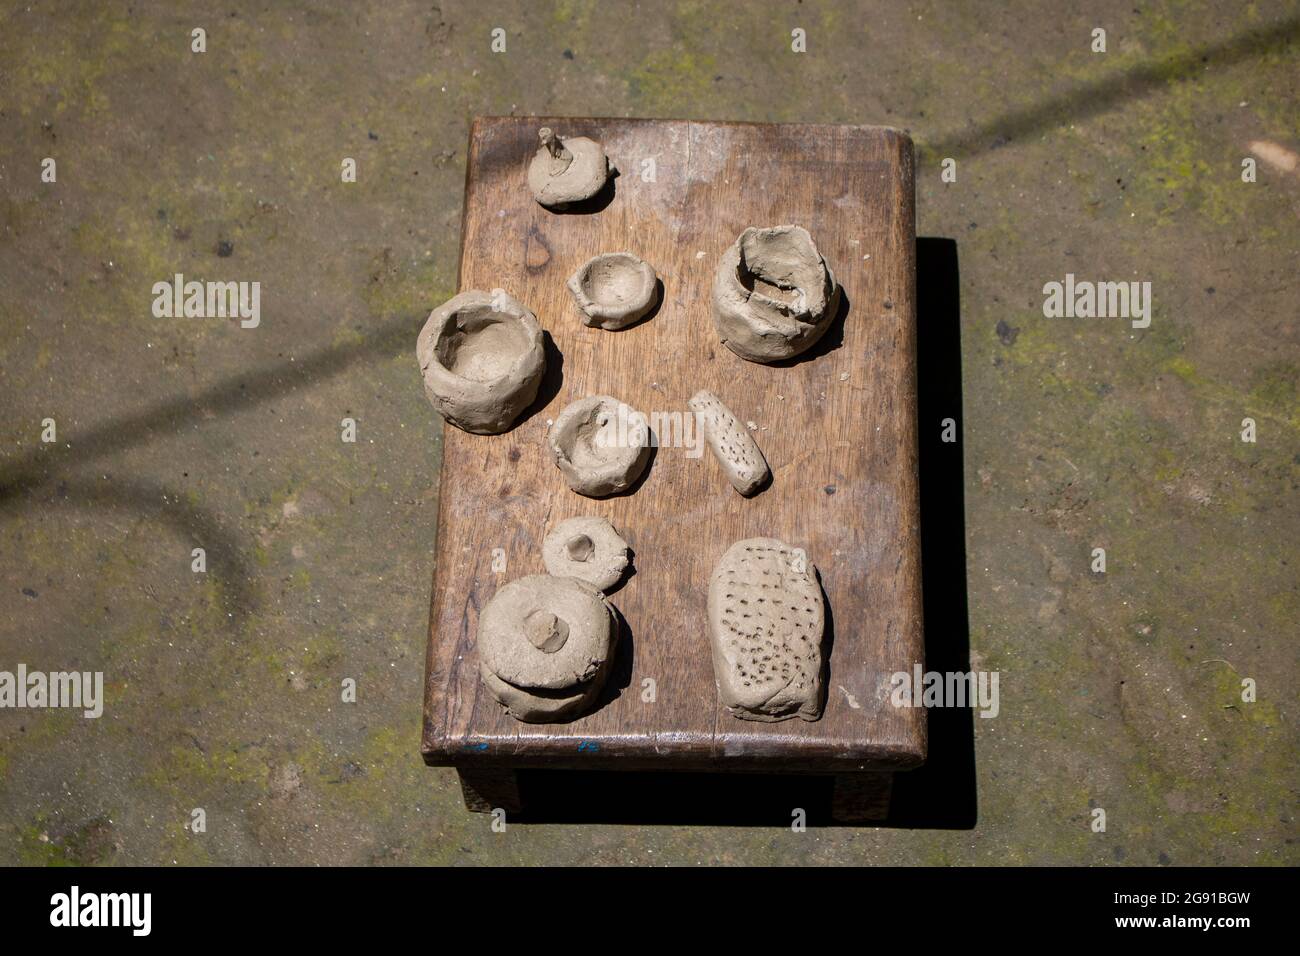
[{"xmin": 928, "ymin": 16, "xmax": 1300, "ymax": 158}]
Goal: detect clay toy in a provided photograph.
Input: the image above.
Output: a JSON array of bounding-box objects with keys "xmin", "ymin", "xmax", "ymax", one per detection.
[
  {"xmin": 566, "ymin": 252, "xmax": 660, "ymax": 330},
  {"xmin": 416, "ymin": 289, "xmax": 546, "ymax": 434},
  {"xmin": 688, "ymin": 389, "xmax": 770, "ymax": 496},
  {"xmin": 707, "ymin": 538, "xmax": 826, "ymax": 722},
  {"xmin": 477, "ymin": 574, "xmax": 618, "ymax": 722},
  {"xmin": 528, "ymin": 127, "xmax": 611, "ymax": 209},
  {"xmin": 548, "ymin": 395, "xmax": 652, "ymax": 497},
  {"xmin": 711, "ymin": 225, "xmax": 840, "ymax": 363},
  {"xmin": 542, "ymin": 516, "xmax": 631, "ymax": 592}
]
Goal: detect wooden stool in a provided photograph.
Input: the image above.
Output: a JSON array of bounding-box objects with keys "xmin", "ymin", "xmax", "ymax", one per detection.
[{"xmin": 422, "ymin": 118, "xmax": 924, "ymax": 823}]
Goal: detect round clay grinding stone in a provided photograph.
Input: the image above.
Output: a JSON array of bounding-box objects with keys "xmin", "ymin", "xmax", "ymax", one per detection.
[
  {"xmin": 542, "ymin": 516, "xmax": 630, "ymax": 591},
  {"xmin": 476, "ymin": 574, "xmax": 615, "ymax": 691},
  {"xmin": 527, "ymin": 130, "xmax": 610, "ymax": 208},
  {"xmin": 416, "ymin": 290, "xmax": 546, "ymax": 434},
  {"xmin": 479, "ymin": 658, "xmax": 610, "ymax": 723},
  {"xmin": 711, "ymin": 224, "xmax": 840, "ymax": 363},
  {"xmin": 566, "ymin": 252, "xmax": 660, "ymax": 330},
  {"xmin": 547, "ymin": 395, "xmax": 652, "ymax": 497}
]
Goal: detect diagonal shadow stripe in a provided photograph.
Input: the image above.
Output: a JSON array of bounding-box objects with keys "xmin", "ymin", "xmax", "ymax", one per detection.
[
  {"xmin": 925, "ymin": 15, "xmax": 1300, "ymax": 159},
  {"xmin": 0, "ymin": 312, "xmax": 422, "ymax": 507},
  {"xmin": 16, "ymin": 475, "xmax": 257, "ymax": 625}
]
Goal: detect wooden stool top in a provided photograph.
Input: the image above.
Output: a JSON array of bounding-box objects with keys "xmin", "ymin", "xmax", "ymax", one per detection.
[{"xmin": 422, "ymin": 117, "xmax": 924, "ymax": 774}]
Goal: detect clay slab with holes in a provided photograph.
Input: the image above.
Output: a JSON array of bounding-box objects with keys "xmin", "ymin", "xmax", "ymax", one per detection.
[{"xmin": 422, "ymin": 117, "xmax": 923, "ymax": 819}]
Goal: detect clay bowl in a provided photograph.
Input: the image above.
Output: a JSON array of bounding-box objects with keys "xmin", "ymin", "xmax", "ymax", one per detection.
[
  {"xmin": 416, "ymin": 290, "xmax": 545, "ymax": 434},
  {"xmin": 547, "ymin": 395, "xmax": 652, "ymax": 497},
  {"xmin": 542, "ymin": 515, "xmax": 630, "ymax": 591},
  {"xmin": 566, "ymin": 252, "xmax": 660, "ymax": 330}
]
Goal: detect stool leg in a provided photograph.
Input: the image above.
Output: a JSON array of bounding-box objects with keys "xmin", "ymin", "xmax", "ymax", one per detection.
[
  {"xmin": 457, "ymin": 768, "xmax": 523, "ymax": 814},
  {"xmin": 831, "ymin": 772, "xmax": 893, "ymax": 822}
]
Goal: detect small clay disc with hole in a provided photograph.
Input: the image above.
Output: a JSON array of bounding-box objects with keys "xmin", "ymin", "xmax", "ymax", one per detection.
[{"xmin": 542, "ymin": 516, "xmax": 631, "ymax": 591}]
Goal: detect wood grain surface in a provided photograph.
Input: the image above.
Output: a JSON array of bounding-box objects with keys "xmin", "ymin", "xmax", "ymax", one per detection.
[{"xmin": 422, "ymin": 117, "xmax": 924, "ymax": 773}]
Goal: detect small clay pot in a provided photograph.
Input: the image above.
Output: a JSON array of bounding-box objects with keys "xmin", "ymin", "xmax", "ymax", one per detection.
[
  {"xmin": 542, "ymin": 516, "xmax": 631, "ymax": 591},
  {"xmin": 527, "ymin": 127, "xmax": 611, "ymax": 209},
  {"xmin": 566, "ymin": 252, "xmax": 660, "ymax": 330},
  {"xmin": 416, "ymin": 290, "xmax": 546, "ymax": 434},
  {"xmin": 711, "ymin": 225, "xmax": 840, "ymax": 363},
  {"xmin": 476, "ymin": 574, "xmax": 618, "ymax": 722},
  {"xmin": 547, "ymin": 395, "xmax": 652, "ymax": 498}
]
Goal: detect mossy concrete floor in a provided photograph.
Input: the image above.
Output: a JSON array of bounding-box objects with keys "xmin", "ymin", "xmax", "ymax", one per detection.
[{"xmin": 1, "ymin": 1, "xmax": 1296, "ymax": 865}]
